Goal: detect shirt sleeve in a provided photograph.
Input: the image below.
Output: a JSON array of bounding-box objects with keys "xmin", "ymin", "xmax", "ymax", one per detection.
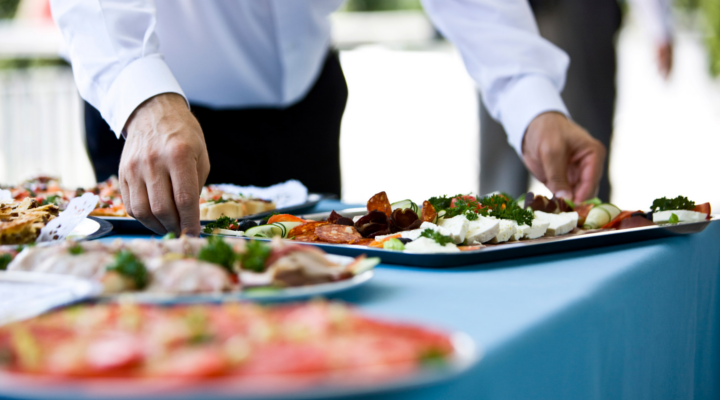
[
  {"xmin": 421, "ymin": 0, "xmax": 571, "ymax": 155},
  {"xmin": 49, "ymin": 0, "xmax": 186, "ymax": 138},
  {"xmin": 627, "ymin": 0, "xmax": 673, "ymax": 45}
]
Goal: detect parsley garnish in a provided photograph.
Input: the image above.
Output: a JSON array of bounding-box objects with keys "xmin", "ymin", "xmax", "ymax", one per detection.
[
  {"xmin": 41, "ymin": 195, "xmax": 60, "ymax": 206},
  {"xmin": 197, "ymin": 236, "xmax": 237, "ymax": 274},
  {"xmin": 202, "ymin": 216, "xmax": 235, "ymax": 234},
  {"xmin": 207, "ymin": 198, "xmax": 229, "ymax": 204},
  {"xmin": 0, "ymin": 254, "xmax": 12, "ymax": 271},
  {"xmin": 481, "ymin": 194, "xmax": 534, "ymax": 226},
  {"xmin": 68, "ymin": 243, "xmax": 84, "ymax": 255},
  {"xmin": 239, "ymin": 240, "xmax": 273, "ymax": 272},
  {"xmin": 107, "ymin": 250, "xmax": 149, "ymax": 289},
  {"xmin": 668, "ymin": 213, "xmax": 680, "ymax": 224},
  {"xmin": 427, "ymin": 195, "xmax": 458, "ymax": 212},
  {"xmin": 651, "ymin": 196, "xmax": 695, "ymax": 212},
  {"xmin": 420, "ymin": 229, "xmax": 454, "ymax": 246},
  {"xmin": 162, "ymin": 232, "xmax": 176, "ymax": 240}
]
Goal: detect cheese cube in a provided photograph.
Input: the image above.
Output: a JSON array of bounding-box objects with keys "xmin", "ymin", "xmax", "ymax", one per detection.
[
  {"xmin": 523, "ymin": 219, "xmax": 550, "ymax": 239},
  {"xmin": 466, "ymin": 216, "xmax": 500, "ymax": 244},
  {"xmin": 512, "ymin": 224, "xmax": 528, "ymax": 241},
  {"xmin": 404, "ymin": 237, "xmax": 460, "ymax": 253},
  {"xmin": 489, "ymin": 219, "xmax": 518, "ymax": 243},
  {"xmin": 438, "ymin": 215, "xmax": 470, "ymax": 244},
  {"xmin": 534, "ymin": 211, "xmax": 578, "ymax": 236},
  {"xmin": 653, "ymin": 210, "xmax": 707, "ymax": 223}
]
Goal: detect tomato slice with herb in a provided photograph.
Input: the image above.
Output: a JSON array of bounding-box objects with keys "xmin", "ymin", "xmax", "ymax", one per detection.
[
  {"xmin": 693, "ymin": 203, "xmax": 711, "ymax": 220},
  {"xmin": 450, "ymin": 195, "xmax": 486, "ymax": 212}
]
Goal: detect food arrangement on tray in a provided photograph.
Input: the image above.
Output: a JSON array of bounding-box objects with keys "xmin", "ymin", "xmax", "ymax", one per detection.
[
  {"xmin": 0, "ymin": 197, "xmax": 59, "ymax": 245},
  {"xmin": 1, "ymin": 236, "xmax": 377, "ymax": 300},
  {"xmin": 204, "ymin": 191, "xmax": 713, "ymax": 254},
  {"xmin": 0, "ymin": 299, "xmax": 474, "ymax": 398},
  {"xmin": 1, "ymin": 176, "xmax": 279, "ymax": 220}
]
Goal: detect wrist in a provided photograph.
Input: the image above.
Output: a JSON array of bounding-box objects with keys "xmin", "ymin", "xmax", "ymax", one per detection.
[
  {"xmin": 522, "ymin": 111, "xmax": 568, "ymax": 156},
  {"xmin": 124, "ymin": 93, "xmax": 189, "ymax": 138}
]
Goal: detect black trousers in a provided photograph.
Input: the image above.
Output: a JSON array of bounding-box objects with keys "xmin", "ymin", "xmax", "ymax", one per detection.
[
  {"xmin": 84, "ymin": 51, "xmax": 348, "ymax": 197},
  {"xmin": 479, "ymin": 0, "xmax": 622, "ymax": 200}
]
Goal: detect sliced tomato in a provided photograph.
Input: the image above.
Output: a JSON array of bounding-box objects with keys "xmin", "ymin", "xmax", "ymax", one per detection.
[
  {"xmin": 267, "ymin": 214, "xmax": 306, "ymax": 224},
  {"xmin": 450, "ymin": 195, "xmax": 486, "ymax": 212},
  {"xmin": 693, "ymin": 203, "xmax": 711, "ymax": 220}
]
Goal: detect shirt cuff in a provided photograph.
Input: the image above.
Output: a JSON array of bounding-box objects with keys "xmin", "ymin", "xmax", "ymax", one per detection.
[
  {"xmin": 102, "ymin": 54, "xmax": 187, "ymax": 138},
  {"xmin": 496, "ymin": 75, "xmax": 570, "ymax": 156}
]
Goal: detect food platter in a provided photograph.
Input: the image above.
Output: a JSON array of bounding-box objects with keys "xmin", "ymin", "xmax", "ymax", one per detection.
[
  {"xmin": 211, "ymin": 208, "xmax": 718, "ymax": 268},
  {"xmin": 0, "ymin": 329, "xmax": 477, "ymax": 400},
  {"xmin": 101, "ymin": 193, "xmax": 333, "ymax": 233},
  {"xmin": 100, "ymin": 255, "xmax": 374, "ymax": 304}
]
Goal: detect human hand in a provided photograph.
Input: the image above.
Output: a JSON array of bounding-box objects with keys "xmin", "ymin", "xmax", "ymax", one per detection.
[
  {"xmin": 119, "ymin": 93, "xmax": 210, "ymax": 235},
  {"xmin": 522, "ymin": 112, "xmax": 606, "ymax": 202},
  {"xmin": 657, "ymin": 41, "xmax": 673, "ymax": 79}
]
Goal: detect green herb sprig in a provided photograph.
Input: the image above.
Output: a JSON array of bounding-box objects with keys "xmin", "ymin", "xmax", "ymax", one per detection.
[
  {"xmin": 68, "ymin": 243, "xmax": 84, "ymax": 255},
  {"xmin": 107, "ymin": 250, "xmax": 149, "ymax": 290},
  {"xmin": 197, "ymin": 236, "xmax": 237, "ymax": 274},
  {"xmin": 239, "ymin": 240, "xmax": 273, "ymax": 272},
  {"xmin": 0, "ymin": 253, "xmax": 12, "ymax": 271},
  {"xmin": 420, "ymin": 229, "xmax": 454, "ymax": 247},
  {"xmin": 481, "ymin": 194, "xmax": 534, "ymax": 226},
  {"xmin": 651, "ymin": 196, "xmax": 695, "ymax": 213},
  {"xmin": 202, "ymin": 216, "xmax": 236, "ymax": 234}
]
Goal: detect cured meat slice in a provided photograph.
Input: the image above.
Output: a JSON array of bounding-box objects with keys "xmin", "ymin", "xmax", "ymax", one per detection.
[
  {"xmin": 390, "ymin": 208, "xmax": 423, "ymax": 232},
  {"xmin": 354, "ymin": 211, "xmax": 390, "ymax": 238},
  {"xmin": 367, "ymin": 191, "xmax": 392, "ymax": 218},
  {"xmin": 287, "ymin": 221, "xmax": 330, "ymax": 238},
  {"xmin": 315, "ymin": 225, "xmax": 363, "ymax": 244},
  {"xmin": 421, "ymin": 201, "xmax": 437, "ymax": 223},
  {"xmin": 326, "ymin": 210, "xmax": 344, "ymax": 224}
]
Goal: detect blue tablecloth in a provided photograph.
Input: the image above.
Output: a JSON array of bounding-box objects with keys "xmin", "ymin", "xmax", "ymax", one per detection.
[{"xmin": 100, "ymin": 200, "xmax": 720, "ymax": 400}]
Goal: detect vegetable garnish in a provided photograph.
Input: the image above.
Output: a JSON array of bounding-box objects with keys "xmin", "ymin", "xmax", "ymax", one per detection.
[
  {"xmin": 239, "ymin": 240, "xmax": 272, "ymax": 273},
  {"xmin": 583, "ymin": 197, "xmax": 602, "ymax": 206},
  {"xmin": 206, "ymin": 198, "xmax": 229, "ymax": 204},
  {"xmin": 428, "ymin": 195, "xmax": 487, "ymax": 220},
  {"xmin": 383, "ymin": 238, "xmax": 406, "ymax": 251},
  {"xmin": 197, "ymin": 236, "xmax": 237, "ymax": 274},
  {"xmin": 68, "ymin": 243, "xmax": 84, "ymax": 255},
  {"xmin": 106, "ymin": 250, "xmax": 149, "ymax": 290},
  {"xmin": 481, "ymin": 194, "xmax": 534, "ymax": 226},
  {"xmin": 40, "ymin": 195, "xmax": 60, "ymax": 206},
  {"xmin": 420, "ymin": 229, "xmax": 454, "ymax": 246},
  {"xmin": 260, "ymin": 212, "xmax": 280, "ymax": 225},
  {"xmin": 202, "ymin": 216, "xmax": 235, "ymax": 234},
  {"xmin": 668, "ymin": 213, "xmax": 680, "ymax": 224},
  {"xmin": 162, "ymin": 232, "xmax": 176, "ymax": 240},
  {"xmin": 651, "ymin": 196, "xmax": 696, "ymax": 212},
  {"xmin": 0, "ymin": 253, "xmax": 12, "ymax": 271}
]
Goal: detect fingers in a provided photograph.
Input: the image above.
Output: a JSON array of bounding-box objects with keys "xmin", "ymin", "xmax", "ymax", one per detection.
[
  {"xmin": 129, "ymin": 181, "xmax": 167, "ymax": 235},
  {"xmin": 539, "ymin": 140, "xmax": 574, "ymax": 201},
  {"xmin": 168, "ymin": 152, "xmax": 202, "ymax": 236},
  {"xmin": 119, "ymin": 174, "xmax": 133, "ymax": 219},
  {"xmin": 571, "ymin": 142, "xmax": 606, "ymax": 202},
  {"xmin": 147, "ymin": 174, "xmax": 181, "ymax": 234}
]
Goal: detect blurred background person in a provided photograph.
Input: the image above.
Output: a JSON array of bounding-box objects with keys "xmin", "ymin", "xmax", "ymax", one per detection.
[{"xmin": 479, "ymin": 0, "xmax": 673, "ymax": 201}]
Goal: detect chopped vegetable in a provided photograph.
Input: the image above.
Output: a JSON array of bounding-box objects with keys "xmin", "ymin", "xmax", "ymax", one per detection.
[
  {"xmin": 106, "ymin": 250, "xmax": 149, "ymax": 290},
  {"xmin": 202, "ymin": 216, "xmax": 235, "ymax": 234},
  {"xmin": 668, "ymin": 213, "xmax": 680, "ymax": 224},
  {"xmin": 383, "ymin": 238, "xmax": 406, "ymax": 251},
  {"xmin": 68, "ymin": 243, "xmax": 84, "ymax": 255},
  {"xmin": 582, "ymin": 203, "xmax": 621, "ymax": 229},
  {"xmin": 267, "ymin": 214, "xmax": 306, "ymax": 224},
  {"xmin": 651, "ymin": 196, "xmax": 695, "ymax": 212},
  {"xmin": 239, "ymin": 240, "xmax": 272, "ymax": 273},
  {"xmin": 197, "ymin": 236, "xmax": 237, "ymax": 274},
  {"xmin": 0, "ymin": 253, "xmax": 12, "ymax": 270},
  {"xmin": 419, "ymin": 229, "xmax": 454, "ymax": 247}
]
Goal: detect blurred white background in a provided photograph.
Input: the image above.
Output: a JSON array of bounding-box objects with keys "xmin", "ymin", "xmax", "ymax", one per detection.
[{"xmin": 0, "ymin": 4, "xmax": 718, "ymax": 212}]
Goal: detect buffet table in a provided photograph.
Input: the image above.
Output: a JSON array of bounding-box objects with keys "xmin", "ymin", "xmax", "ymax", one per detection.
[{"xmin": 98, "ymin": 200, "xmax": 720, "ymax": 400}]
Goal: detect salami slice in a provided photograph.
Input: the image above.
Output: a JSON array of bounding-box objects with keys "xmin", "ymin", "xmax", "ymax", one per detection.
[
  {"xmin": 421, "ymin": 201, "xmax": 437, "ymax": 223},
  {"xmin": 287, "ymin": 221, "xmax": 329, "ymax": 238},
  {"xmin": 315, "ymin": 225, "xmax": 363, "ymax": 244},
  {"xmin": 326, "ymin": 210, "xmax": 344, "ymax": 224},
  {"xmin": 354, "ymin": 210, "xmax": 390, "ymax": 238},
  {"xmin": 367, "ymin": 191, "xmax": 392, "ymax": 218}
]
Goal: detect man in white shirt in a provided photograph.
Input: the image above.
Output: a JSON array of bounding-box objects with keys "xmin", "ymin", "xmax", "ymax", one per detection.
[{"xmin": 50, "ymin": 0, "xmax": 606, "ymax": 235}]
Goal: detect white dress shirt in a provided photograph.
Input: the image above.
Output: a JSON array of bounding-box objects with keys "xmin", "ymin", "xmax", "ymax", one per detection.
[{"xmin": 50, "ymin": 0, "xmax": 571, "ymax": 154}]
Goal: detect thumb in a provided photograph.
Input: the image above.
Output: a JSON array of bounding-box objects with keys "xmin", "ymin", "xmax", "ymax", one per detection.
[{"xmin": 541, "ymin": 147, "xmax": 573, "ymax": 201}]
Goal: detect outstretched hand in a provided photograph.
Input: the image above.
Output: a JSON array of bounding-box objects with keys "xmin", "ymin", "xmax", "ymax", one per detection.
[
  {"xmin": 522, "ymin": 112, "xmax": 606, "ymax": 202},
  {"xmin": 119, "ymin": 93, "xmax": 210, "ymax": 235}
]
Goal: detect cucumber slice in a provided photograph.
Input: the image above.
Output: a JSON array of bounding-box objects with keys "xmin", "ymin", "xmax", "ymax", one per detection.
[
  {"xmin": 391, "ymin": 199, "xmax": 419, "ymax": 214},
  {"xmin": 273, "ymin": 221, "xmax": 303, "ymax": 238},
  {"xmin": 245, "ymin": 224, "xmax": 283, "ymax": 238},
  {"xmin": 435, "ymin": 209, "xmax": 446, "ymax": 224},
  {"xmin": 582, "ymin": 203, "xmax": 621, "ymax": 229}
]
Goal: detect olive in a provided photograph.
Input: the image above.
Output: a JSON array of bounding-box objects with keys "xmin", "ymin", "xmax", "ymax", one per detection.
[
  {"xmin": 237, "ymin": 220, "xmax": 258, "ymax": 231},
  {"xmin": 398, "ymin": 238, "xmax": 412, "ymax": 245}
]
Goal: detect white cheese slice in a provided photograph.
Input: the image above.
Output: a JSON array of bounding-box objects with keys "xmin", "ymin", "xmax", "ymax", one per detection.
[
  {"xmin": 404, "ymin": 237, "xmax": 460, "ymax": 253},
  {"xmin": 489, "ymin": 219, "xmax": 518, "ymax": 243},
  {"xmin": 373, "ymin": 222, "xmax": 449, "ymax": 242},
  {"xmin": 466, "ymin": 216, "xmax": 500, "ymax": 244},
  {"xmin": 438, "ymin": 215, "xmax": 470, "ymax": 244},
  {"xmin": 534, "ymin": 211, "xmax": 578, "ymax": 236},
  {"xmin": 512, "ymin": 224, "xmax": 528, "ymax": 241},
  {"xmin": 653, "ymin": 210, "xmax": 707, "ymax": 223},
  {"xmin": 523, "ymin": 219, "xmax": 550, "ymax": 239}
]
